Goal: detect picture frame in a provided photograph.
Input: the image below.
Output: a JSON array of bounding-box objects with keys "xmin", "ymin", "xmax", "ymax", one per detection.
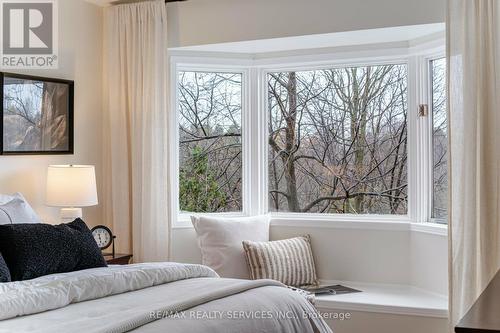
[{"xmin": 0, "ymin": 72, "xmax": 74, "ymax": 155}]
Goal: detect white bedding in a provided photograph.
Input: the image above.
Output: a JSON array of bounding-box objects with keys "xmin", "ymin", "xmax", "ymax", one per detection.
[
  {"xmin": 0, "ymin": 262, "xmax": 218, "ymax": 320},
  {"xmin": 0, "ymin": 263, "xmax": 332, "ymax": 333}
]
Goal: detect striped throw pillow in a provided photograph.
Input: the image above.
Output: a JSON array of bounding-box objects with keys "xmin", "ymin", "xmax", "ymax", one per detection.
[{"xmin": 242, "ymin": 235, "xmax": 318, "ymax": 287}]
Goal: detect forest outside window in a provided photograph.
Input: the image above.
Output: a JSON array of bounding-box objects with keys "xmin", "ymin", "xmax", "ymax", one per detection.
[
  {"xmin": 178, "ymin": 71, "xmax": 243, "ymax": 213},
  {"xmin": 268, "ymin": 65, "xmax": 408, "ymax": 214}
]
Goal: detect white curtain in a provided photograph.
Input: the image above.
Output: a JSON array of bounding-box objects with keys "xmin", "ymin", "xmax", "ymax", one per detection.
[
  {"xmin": 103, "ymin": 0, "xmax": 170, "ymax": 262},
  {"xmin": 448, "ymin": 0, "xmax": 500, "ymax": 326}
]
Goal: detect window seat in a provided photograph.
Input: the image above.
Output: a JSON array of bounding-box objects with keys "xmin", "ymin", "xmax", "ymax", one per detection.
[{"xmin": 315, "ymin": 281, "xmax": 448, "ymax": 318}]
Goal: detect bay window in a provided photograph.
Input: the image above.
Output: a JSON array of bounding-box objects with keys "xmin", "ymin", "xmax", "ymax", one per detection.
[{"xmin": 172, "ymin": 41, "xmax": 447, "ymax": 226}]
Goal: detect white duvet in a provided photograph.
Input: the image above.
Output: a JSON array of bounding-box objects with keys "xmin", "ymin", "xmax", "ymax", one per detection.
[
  {"xmin": 0, "ymin": 263, "xmax": 219, "ymax": 320},
  {"xmin": 0, "ymin": 263, "xmax": 332, "ymax": 333}
]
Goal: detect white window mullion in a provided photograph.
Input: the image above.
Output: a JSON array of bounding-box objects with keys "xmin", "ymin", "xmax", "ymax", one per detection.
[
  {"xmin": 246, "ymin": 67, "xmax": 262, "ymax": 216},
  {"xmin": 241, "ymin": 68, "xmax": 252, "ymax": 216},
  {"xmin": 252, "ymin": 68, "xmax": 270, "ymax": 215},
  {"xmin": 407, "ymin": 56, "xmax": 418, "ymax": 222},
  {"xmin": 411, "ymin": 55, "xmax": 433, "ymax": 223}
]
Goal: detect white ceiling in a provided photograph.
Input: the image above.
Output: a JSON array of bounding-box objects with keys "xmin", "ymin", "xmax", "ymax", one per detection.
[{"xmin": 170, "ymin": 23, "xmax": 445, "ymax": 54}]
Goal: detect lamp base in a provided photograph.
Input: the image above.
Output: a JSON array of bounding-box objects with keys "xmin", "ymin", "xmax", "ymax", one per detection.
[{"xmin": 60, "ymin": 208, "xmax": 82, "ymax": 223}]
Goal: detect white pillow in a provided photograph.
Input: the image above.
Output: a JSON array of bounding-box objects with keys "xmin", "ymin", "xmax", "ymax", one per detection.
[
  {"xmin": 191, "ymin": 215, "xmax": 270, "ymax": 279},
  {"xmin": 0, "ymin": 193, "xmax": 41, "ymax": 224},
  {"xmin": 0, "ymin": 209, "xmax": 10, "ymax": 225},
  {"xmin": 0, "ymin": 193, "xmax": 19, "ymax": 205},
  {"xmin": 0, "ymin": 192, "xmax": 31, "ymax": 205}
]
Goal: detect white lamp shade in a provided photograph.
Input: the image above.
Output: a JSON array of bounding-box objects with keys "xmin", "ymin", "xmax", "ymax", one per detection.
[{"xmin": 46, "ymin": 165, "xmax": 98, "ymax": 207}]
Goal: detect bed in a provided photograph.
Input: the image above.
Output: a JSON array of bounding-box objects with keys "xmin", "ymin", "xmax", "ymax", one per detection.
[{"xmin": 0, "ymin": 262, "xmax": 332, "ymax": 333}]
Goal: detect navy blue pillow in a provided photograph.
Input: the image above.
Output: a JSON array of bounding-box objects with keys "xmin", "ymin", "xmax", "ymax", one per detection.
[
  {"xmin": 0, "ymin": 254, "xmax": 10, "ymax": 282},
  {"xmin": 0, "ymin": 219, "xmax": 107, "ymax": 281}
]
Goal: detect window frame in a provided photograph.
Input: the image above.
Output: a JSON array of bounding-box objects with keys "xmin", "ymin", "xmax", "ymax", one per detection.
[
  {"xmin": 427, "ymin": 55, "xmax": 448, "ymax": 224},
  {"xmin": 261, "ymin": 58, "xmax": 410, "ymax": 219},
  {"xmin": 170, "ymin": 62, "xmax": 252, "ymax": 226},
  {"xmin": 170, "ymin": 39, "xmax": 446, "ymax": 228}
]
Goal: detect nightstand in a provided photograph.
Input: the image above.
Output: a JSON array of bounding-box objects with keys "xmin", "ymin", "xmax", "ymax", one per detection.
[{"xmin": 103, "ymin": 253, "xmax": 132, "ymax": 265}]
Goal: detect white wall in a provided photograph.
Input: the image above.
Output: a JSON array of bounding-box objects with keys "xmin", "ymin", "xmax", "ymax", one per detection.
[
  {"xmin": 167, "ymin": 0, "xmax": 446, "ymax": 47},
  {"xmin": 0, "ymin": 0, "xmax": 103, "ymax": 226},
  {"xmin": 411, "ymin": 231, "xmax": 448, "ymax": 295},
  {"xmin": 319, "ymin": 309, "xmax": 448, "ymax": 333},
  {"xmin": 271, "ymin": 225, "xmax": 411, "ymax": 285}
]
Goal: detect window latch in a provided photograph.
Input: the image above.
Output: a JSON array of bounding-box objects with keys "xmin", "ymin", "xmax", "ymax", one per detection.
[{"xmin": 418, "ymin": 104, "xmax": 429, "ymax": 117}]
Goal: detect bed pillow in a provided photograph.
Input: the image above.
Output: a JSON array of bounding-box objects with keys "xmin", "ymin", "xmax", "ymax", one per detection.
[
  {"xmin": 0, "ymin": 192, "xmax": 15, "ymax": 225},
  {"xmin": 0, "ymin": 254, "xmax": 10, "ymax": 283},
  {"xmin": 0, "ymin": 209, "xmax": 10, "ymax": 225},
  {"xmin": 0, "ymin": 193, "xmax": 41, "ymax": 224},
  {"xmin": 191, "ymin": 215, "xmax": 270, "ymax": 279},
  {"xmin": 242, "ymin": 235, "xmax": 318, "ymax": 287},
  {"xmin": 0, "ymin": 218, "xmax": 107, "ymax": 281},
  {"xmin": 0, "ymin": 193, "xmax": 16, "ymax": 205}
]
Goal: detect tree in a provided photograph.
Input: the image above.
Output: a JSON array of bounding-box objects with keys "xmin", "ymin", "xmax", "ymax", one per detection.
[
  {"xmin": 177, "ymin": 65, "xmax": 410, "ymax": 215},
  {"xmin": 268, "ymin": 65, "xmax": 408, "ymax": 214},
  {"xmin": 431, "ymin": 58, "xmax": 447, "ymax": 218},
  {"xmin": 178, "ymin": 72, "xmax": 243, "ymax": 213},
  {"xmin": 179, "ymin": 146, "xmax": 228, "ymax": 212}
]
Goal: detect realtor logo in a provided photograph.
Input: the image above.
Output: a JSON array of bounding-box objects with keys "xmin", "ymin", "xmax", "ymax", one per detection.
[{"xmin": 0, "ymin": 0, "xmax": 58, "ymax": 68}]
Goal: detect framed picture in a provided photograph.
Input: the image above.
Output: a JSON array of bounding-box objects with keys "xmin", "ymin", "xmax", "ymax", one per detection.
[{"xmin": 0, "ymin": 72, "xmax": 74, "ymax": 155}]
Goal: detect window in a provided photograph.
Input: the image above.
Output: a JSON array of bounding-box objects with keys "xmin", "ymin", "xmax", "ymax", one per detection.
[
  {"xmin": 268, "ymin": 65, "xmax": 408, "ymax": 214},
  {"xmin": 431, "ymin": 58, "xmax": 447, "ymax": 220},
  {"xmin": 178, "ymin": 71, "xmax": 243, "ymax": 213},
  {"xmin": 173, "ymin": 40, "xmax": 447, "ymax": 225}
]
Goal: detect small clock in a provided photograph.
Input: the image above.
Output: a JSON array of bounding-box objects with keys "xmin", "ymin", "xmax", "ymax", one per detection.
[{"xmin": 91, "ymin": 225, "xmax": 113, "ymax": 250}]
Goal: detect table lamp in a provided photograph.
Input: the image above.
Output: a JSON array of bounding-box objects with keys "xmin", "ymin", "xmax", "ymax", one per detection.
[{"xmin": 46, "ymin": 165, "xmax": 98, "ymax": 222}]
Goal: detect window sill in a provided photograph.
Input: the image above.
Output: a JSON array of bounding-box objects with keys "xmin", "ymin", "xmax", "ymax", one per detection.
[
  {"xmin": 269, "ymin": 213, "xmax": 410, "ymax": 231},
  {"xmin": 174, "ymin": 212, "xmax": 249, "ymax": 228},
  {"xmin": 410, "ymin": 222, "xmax": 448, "ymax": 236}
]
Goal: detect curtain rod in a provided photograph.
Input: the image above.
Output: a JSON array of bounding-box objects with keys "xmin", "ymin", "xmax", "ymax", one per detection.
[{"xmin": 112, "ymin": 0, "xmax": 186, "ymax": 4}]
